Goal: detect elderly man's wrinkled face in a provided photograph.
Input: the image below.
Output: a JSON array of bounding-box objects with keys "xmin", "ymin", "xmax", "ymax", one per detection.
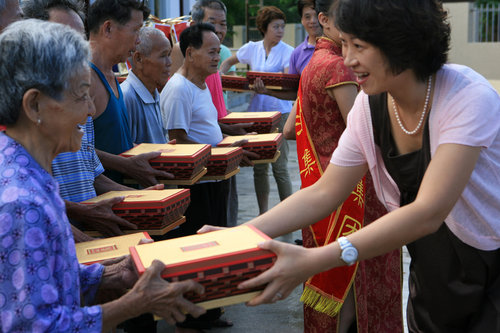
[
  {"xmin": 189, "ymin": 31, "xmax": 220, "ymax": 78},
  {"xmin": 140, "ymin": 33, "xmax": 172, "ymax": 89},
  {"xmin": 41, "ymin": 66, "xmax": 93, "ymax": 154},
  {"xmin": 0, "ymin": 0, "xmax": 22, "ymax": 32},
  {"xmin": 202, "ymin": 7, "xmax": 227, "ymax": 43}
]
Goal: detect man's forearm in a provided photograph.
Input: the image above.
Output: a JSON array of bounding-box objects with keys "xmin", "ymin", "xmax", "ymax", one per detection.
[
  {"xmin": 70, "ymin": 224, "xmax": 94, "ymax": 242},
  {"xmin": 94, "ymin": 174, "xmax": 133, "ymax": 195},
  {"xmin": 96, "ymin": 149, "xmax": 129, "ymax": 175},
  {"xmin": 101, "ymin": 292, "xmax": 143, "ymax": 332}
]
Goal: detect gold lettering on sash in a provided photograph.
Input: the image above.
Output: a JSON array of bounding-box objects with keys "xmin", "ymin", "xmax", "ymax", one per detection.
[
  {"xmin": 300, "ymin": 149, "xmax": 316, "ymax": 177},
  {"xmin": 295, "ymin": 112, "xmax": 303, "ymax": 136},
  {"xmin": 340, "ymin": 215, "xmax": 362, "ymax": 236},
  {"xmin": 351, "ymin": 180, "xmax": 364, "ymax": 208}
]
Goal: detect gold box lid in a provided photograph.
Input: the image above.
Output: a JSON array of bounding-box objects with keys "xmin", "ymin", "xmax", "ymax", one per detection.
[
  {"xmin": 221, "ymin": 111, "xmax": 280, "ymax": 120},
  {"xmin": 218, "ymin": 133, "xmax": 281, "ymax": 145},
  {"xmin": 131, "ymin": 225, "xmax": 273, "ymax": 276},
  {"xmin": 81, "ymin": 189, "xmax": 188, "ymax": 205},
  {"xmin": 76, "ymin": 232, "xmax": 150, "ymax": 264},
  {"xmin": 210, "ymin": 147, "xmax": 243, "ymax": 156},
  {"xmin": 121, "ymin": 143, "xmax": 210, "ymax": 157}
]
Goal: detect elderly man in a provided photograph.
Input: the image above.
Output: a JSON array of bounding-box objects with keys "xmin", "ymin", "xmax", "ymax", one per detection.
[
  {"xmin": 0, "ymin": 19, "xmax": 205, "ymax": 332},
  {"xmin": 88, "ymin": 0, "xmax": 172, "ymax": 186},
  {"xmin": 170, "ymin": 0, "xmax": 249, "ymax": 134},
  {"xmin": 160, "ymin": 23, "xmax": 234, "ymax": 331},
  {"xmin": 122, "ymin": 26, "xmax": 171, "ymax": 144}
]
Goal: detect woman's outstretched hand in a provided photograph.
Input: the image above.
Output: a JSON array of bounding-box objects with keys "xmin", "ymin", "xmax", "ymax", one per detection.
[{"xmin": 237, "ymin": 240, "xmax": 319, "ymax": 306}]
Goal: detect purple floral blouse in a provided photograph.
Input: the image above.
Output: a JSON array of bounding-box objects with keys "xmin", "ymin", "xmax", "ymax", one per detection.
[{"xmin": 0, "ymin": 132, "xmax": 104, "ymax": 332}]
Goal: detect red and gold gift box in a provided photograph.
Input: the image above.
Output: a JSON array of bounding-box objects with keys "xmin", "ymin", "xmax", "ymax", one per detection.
[
  {"xmin": 120, "ymin": 143, "xmax": 211, "ymax": 182},
  {"xmin": 217, "ymin": 133, "xmax": 283, "ymax": 162},
  {"xmin": 76, "ymin": 232, "xmax": 151, "ymax": 265},
  {"xmin": 221, "ymin": 75, "xmax": 250, "ymax": 92},
  {"xmin": 130, "ymin": 225, "xmax": 276, "ymax": 310},
  {"xmin": 81, "ymin": 189, "xmax": 190, "ymax": 232},
  {"xmin": 246, "ymin": 71, "xmax": 300, "ymax": 91},
  {"xmin": 219, "ymin": 111, "xmax": 281, "ymax": 134},
  {"xmin": 204, "ymin": 147, "xmax": 243, "ymax": 178}
]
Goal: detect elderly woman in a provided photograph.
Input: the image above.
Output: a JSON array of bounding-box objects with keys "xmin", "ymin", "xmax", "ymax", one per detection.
[
  {"xmin": 0, "ymin": 20, "xmax": 205, "ymax": 331},
  {"xmin": 203, "ymin": 0, "xmax": 500, "ymax": 331},
  {"xmin": 220, "ymin": 6, "xmax": 294, "ymax": 215}
]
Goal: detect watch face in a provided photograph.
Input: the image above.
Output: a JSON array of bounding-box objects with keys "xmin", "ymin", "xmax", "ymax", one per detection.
[{"xmin": 342, "ymin": 247, "xmax": 358, "ymax": 264}]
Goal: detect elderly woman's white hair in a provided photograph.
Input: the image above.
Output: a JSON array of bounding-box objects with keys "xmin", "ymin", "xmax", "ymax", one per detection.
[{"xmin": 0, "ymin": 19, "xmax": 90, "ymax": 125}]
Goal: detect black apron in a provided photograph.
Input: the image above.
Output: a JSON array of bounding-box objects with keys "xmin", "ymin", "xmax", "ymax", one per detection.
[{"xmin": 369, "ymin": 94, "xmax": 500, "ymax": 333}]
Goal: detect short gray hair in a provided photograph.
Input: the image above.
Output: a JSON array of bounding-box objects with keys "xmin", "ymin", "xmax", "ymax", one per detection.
[
  {"xmin": 0, "ymin": 19, "xmax": 90, "ymax": 125},
  {"xmin": 191, "ymin": 0, "xmax": 226, "ymax": 24},
  {"xmin": 22, "ymin": 0, "xmax": 85, "ymax": 23},
  {"xmin": 135, "ymin": 26, "xmax": 168, "ymax": 57}
]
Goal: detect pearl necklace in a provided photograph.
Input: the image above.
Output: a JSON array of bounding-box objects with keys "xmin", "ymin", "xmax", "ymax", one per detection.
[{"xmin": 391, "ymin": 76, "xmax": 432, "ymax": 135}]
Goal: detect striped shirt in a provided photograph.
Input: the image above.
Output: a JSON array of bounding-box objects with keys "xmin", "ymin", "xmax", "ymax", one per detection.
[{"xmin": 52, "ymin": 116, "xmax": 104, "ymax": 202}]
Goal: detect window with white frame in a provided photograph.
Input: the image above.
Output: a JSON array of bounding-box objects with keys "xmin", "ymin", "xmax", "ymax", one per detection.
[{"xmin": 471, "ymin": 0, "xmax": 500, "ymax": 42}]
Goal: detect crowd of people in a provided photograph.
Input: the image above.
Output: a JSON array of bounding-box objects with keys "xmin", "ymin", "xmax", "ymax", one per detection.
[{"xmin": 0, "ymin": 0, "xmax": 498, "ymax": 332}]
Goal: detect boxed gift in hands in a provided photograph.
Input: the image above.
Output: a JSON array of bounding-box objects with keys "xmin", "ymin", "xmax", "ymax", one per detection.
[
  {"xmin": 219, "ymin": 111, "xmax": 281, "ymax": 134},
  {"xmin": 120, "ymin": 143, "xmax": 211, "ymax": 180},
  {"xmin": 246, "ymin": 71, "xmax": 300, "ymax": 91},
  {"xmin": 76, "ymin": 232, "xmax": 151, "ymax": 265},
  {"xmin": 205, "ymin": 147, "xmax": 243, "ymax": 176},
  {"xmin": 217, "ymin": 133, "xmax": 283, "ymax": 160},
  {"xmin": 221, "ymin": 75, "xmax": 250, "ymax": 92},
  {"xmin": 130, "ymin": 225, "xmax": 276, "ymax": 309},
  {"xmin": 81, "ymin": 189, "xmax": 190, "ymax": 231}
]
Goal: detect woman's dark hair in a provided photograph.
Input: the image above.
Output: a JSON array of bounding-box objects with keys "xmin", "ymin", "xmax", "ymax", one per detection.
[
  {"xmin": 315, "ymin": 0, "xmax": 335, "ymax": 15},
  {"xmin": 297, "ymin": 0, "xmax": 315, "ymax": 17},
  {"xmin": 179, "ymin": 22, "xmax": 216, "ymax": 57},
  {"xmin": 256, "ymin": 6, "xmax": 286, "ymax": 37},
  {"xmin": 87, "ymin": 0, "xmax": 150, "ymax": 34},
  {"xmin": 335, "ymin": 0, "xmax": 450, "ymax": 81}
]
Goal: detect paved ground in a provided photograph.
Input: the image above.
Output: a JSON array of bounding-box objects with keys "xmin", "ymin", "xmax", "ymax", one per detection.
[{"xmin": 155, "ymin": 139, "xmax": 411, "ymax": 333}]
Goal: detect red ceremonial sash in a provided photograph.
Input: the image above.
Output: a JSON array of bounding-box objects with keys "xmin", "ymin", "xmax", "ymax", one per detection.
[{"xmin": 295, "ymin": 85, "xmax": 366, "ymax": 316}]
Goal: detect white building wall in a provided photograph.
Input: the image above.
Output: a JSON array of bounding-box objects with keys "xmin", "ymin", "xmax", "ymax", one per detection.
[{"xmin": 445, "ymin": 2, "xmax": 500, "ymax": 80}]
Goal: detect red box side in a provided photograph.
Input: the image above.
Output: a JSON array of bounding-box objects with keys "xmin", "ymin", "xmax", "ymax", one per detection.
[
  {"xmin": 163, "ymin": 252, "xmax": 276, "ymax": 281},
  {"xmin": 161, "ymin": 247, "xmax": 275, "ymax": 279},
  {"xmin": 130, "ymin": 246, "xmax": 147, "ymax": 276}
]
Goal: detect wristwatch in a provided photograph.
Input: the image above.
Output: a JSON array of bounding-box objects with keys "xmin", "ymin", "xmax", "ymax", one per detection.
[{"xmin": 338, "ymin": 236, "xmax": 358, "ymax": 266}]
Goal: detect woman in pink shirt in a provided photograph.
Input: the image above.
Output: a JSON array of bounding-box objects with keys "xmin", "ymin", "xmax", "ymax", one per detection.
[{"xmin": 201, "ymin": 0, "xmax": 500, "ymax": 331}]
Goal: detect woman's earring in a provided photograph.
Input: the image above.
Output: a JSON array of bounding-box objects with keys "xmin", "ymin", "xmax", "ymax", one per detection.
[{"xmin": 37, "ymin": 118, "xmax": 41, "ymax": 126}]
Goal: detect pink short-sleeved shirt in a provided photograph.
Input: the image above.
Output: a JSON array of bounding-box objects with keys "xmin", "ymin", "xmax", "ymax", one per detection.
[{"xmin": 331, "ymin": 64, "xmax": 500, "ymax": 250}]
